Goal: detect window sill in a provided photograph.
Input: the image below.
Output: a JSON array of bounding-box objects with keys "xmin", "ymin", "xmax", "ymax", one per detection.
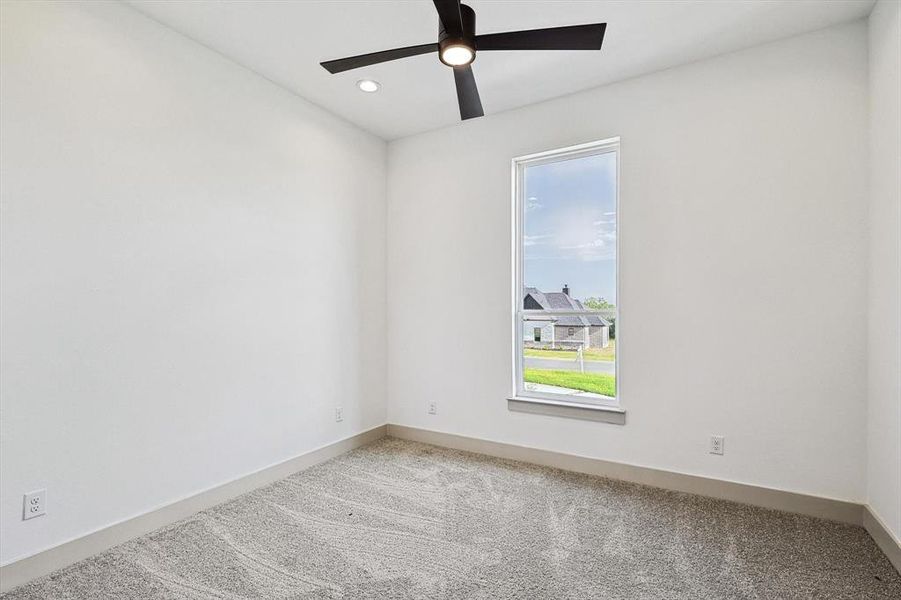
[{"xmin": 507, "ymin": 396, "xmax": 626, "ymax": 425}]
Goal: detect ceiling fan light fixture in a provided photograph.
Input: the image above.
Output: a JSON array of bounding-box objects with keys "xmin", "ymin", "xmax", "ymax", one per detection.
[{"xmin": 440, "ymin": 44, "xmax": 474, "ymax": 66}]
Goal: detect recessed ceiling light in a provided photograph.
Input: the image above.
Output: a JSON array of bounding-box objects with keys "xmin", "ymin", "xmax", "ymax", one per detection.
[{"xmin": 356, "ymin": 79, "xmax": 380, "ymax": 93}]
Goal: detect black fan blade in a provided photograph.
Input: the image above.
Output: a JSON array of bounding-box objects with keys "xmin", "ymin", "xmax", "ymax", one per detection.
[
  {"xmin": 452, "ymin": 65, "xmax": 483, "ymax": 120},
  {"xmin": 476, "ymin": 23, "xmax": 606, "ymax": 51},
  {"xmin": 321, "ymin": 43, "xmax": 438, "ymax": 74},
  {"xmin": 433, "ymin": 0, "xmax": 463, "ymax": 36}
]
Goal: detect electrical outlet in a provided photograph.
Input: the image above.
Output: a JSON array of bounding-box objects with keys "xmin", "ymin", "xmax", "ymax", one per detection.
[
  {"xmin": 709, "ymin": 435, "xmax": 725, "ymax": 455},
  {"xmin": 428, "ymin": 401, "xmax": 437, "ymax": 415},
  {"xmin": 23, "ymin": 489, "xmax": 46, "ymax": 520},
  {"xmin": 335, "ymin": 407, "xmax": 343, "ymax": 422}
]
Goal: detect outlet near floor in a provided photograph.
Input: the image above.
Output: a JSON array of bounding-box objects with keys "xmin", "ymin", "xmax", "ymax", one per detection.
[
  {"xmin": 428, "ymin": 402, "xmax": 437, "ymax": 415},
  {"xmin": 335, "ymin": 407, "xmax": 343, "ymax": 422},
  {"xmin": 23, "ymin": 489, "xmax": 46, "ymax": 520},
  {"xmin": 709, "ymin": 435, "xmax": 725, "ymax": 455}
]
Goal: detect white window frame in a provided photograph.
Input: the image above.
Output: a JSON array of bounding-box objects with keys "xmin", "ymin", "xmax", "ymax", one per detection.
[{"xmin": 510, "ymin": 138, "xmax": 623, "ymax": 420}]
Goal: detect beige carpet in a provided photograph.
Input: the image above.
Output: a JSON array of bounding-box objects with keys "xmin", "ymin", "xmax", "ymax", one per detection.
[{"xmin": 3, "ymin": 438, "xmax": 899, "ymax": 599}]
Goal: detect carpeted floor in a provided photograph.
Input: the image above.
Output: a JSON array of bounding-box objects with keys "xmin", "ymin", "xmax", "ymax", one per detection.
[{"xmin": 3, "ymin": 438, "xmax": 899, "ymax": 599}]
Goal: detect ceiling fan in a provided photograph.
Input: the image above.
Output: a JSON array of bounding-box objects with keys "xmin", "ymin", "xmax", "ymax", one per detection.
[{"xmin": 320, "ymin": 0, "xmax": 606, "ymax": 121}]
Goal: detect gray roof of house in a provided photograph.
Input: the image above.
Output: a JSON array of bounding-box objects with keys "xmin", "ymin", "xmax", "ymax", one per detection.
[{"xmin": 523, "ymin": 287, "xmax": 610, "ymax": 327}]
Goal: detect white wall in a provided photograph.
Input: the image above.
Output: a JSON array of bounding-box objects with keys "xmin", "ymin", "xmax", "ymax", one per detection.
[
  {"xmin": 387, "ymin": 22, "xmax": 869, "ymax": 502},
  {"xmin": 0, "ymin": 0, "xmax": 386, "ymax": 565},
  {"xmin": 867, "ymin": 0, "xmax": 901, "ymax": 541}
]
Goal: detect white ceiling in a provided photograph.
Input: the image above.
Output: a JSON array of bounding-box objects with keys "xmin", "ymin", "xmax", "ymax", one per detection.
[{"xmin": 128, "ymin": 0, "xmax": 874, "ymax": 140}]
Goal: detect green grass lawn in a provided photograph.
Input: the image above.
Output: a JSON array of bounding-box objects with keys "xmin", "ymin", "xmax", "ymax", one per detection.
[
  {"xmin": 523, "ymin": 340, "xmax": 615, "ymax": 362},
  {"xmin": 523, "ymin": 369, "xmax": 616, "ymax": 397}
]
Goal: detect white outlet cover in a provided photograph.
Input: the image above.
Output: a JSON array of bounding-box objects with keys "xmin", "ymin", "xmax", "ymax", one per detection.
[
  {"xmin": 23, "ymin": 489, "xmax": 46, "ymax": 520},
  {"xmin": 335, "ymin": 407, "xmax": 343, "ymax": 422},
  {"xmin": 709, "ymin": 435, "xmax": 725, "ymax": 455},
  {"xmin": 428, "ymin": 402, "xmax": 437, "ymax": 415}
]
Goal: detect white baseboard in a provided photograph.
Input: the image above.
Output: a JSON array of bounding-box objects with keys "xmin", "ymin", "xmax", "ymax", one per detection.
[
  {"xmin": 4, "ymin": 423, "xmax": 893, "ymax": 594},
  {"xmin": 864, "ymin": 505, "xmax": 901, "ymax": 574},
  {"xmin": 386, "ymin": 424, "xmax": 864, "ymax": 526},
  {"xmin": 0, "ymin": 424, "xmax": 388, "ymax": 594}
]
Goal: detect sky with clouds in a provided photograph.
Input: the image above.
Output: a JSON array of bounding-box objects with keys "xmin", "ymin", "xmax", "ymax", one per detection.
[{"xmin": 523, "ymin": 151, "xmax": 617, "ymax": 304}]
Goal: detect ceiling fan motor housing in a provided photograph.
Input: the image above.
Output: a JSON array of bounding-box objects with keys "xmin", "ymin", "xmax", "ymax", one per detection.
[{"xmin": 438, "ymin": 3, "xmax": 476, "ymax": 66}]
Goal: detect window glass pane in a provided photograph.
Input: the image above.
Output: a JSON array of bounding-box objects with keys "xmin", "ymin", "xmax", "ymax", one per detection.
[
  {"xmin": 521, "ymin": 316, "xmax": 616, "ymax": 401},
  {"xmin": 520, "ymin": 149, "xmax": 617, "ymax": 400}
]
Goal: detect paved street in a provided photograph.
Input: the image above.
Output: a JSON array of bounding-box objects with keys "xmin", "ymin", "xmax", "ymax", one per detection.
[{"xmin": 524, "ymin": 356, "xmax": 615, "ymax": 374}]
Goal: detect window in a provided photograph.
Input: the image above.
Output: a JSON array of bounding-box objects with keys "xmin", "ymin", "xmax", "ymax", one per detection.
[{"xmin": 512, "ymin": 138, "xmax": 620, "ymax": 413}]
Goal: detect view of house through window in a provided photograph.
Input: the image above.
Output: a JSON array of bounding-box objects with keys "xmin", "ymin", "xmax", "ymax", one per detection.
[{"xmin": 515, "ymin": 140, "xmax": 618, "ymax": 404}]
